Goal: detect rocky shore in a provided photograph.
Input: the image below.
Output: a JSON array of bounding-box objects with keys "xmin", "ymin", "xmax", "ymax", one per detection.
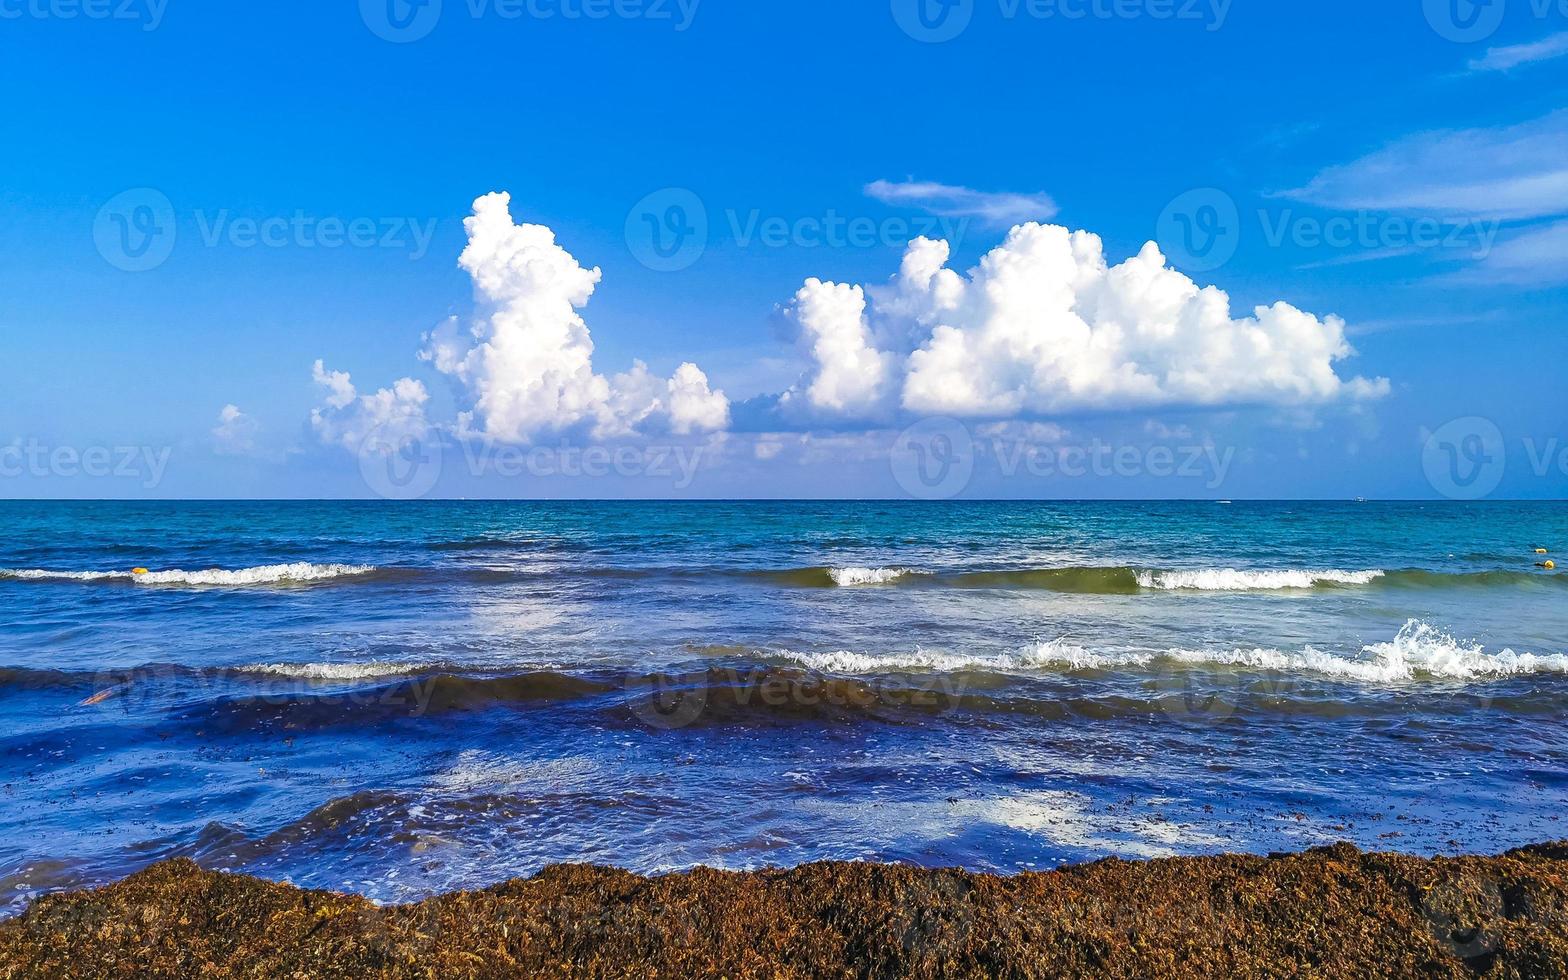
[{"xmin": 3, "ymin": 843, "xmax": 1566, "ymax": 978}]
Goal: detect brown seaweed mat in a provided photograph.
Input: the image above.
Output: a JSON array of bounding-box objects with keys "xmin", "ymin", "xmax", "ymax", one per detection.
[{"xmin": 3, "ymin": 843, "xmax": 1567, "ymax": 977}]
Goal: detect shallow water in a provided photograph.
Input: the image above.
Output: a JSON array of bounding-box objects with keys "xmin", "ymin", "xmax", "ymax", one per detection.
[{"xmin": 1, "ymin": 500, "xmax": 1565, "ymax": 912}]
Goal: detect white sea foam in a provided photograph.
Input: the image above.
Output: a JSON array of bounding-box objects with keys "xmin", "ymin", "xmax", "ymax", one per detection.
[
  {"xmin": 1135, "ymin": 568, "xmax": 1385, "ymax": 591},
  {"xmin": 238, "ymin": 661, "xmax": 431, "ymax": 680},
  {"xmin": 776, "ymin": 621, "xmax": 1568, "ymax": 684},
  {"xmin": 780, "ymin": 639, "xmax": 1096, "ymax": 675},
  {"xmin": 136, "ymin": 563, "xmax": 377, "ymax": 586},
  {"xmin": 2, "ymin": 563, "xmax": 377, "ymax": 586},
  {"xmin": 828, "ymin": 566, "xmax": 914, "ymax": 587},
  {"xmin": 0, "ymin": 569, "xmax": 123, "ymax": 581},
  {"xmin": 1357, "ymin": 620, "xmax": 1568, "ymax": 681}
]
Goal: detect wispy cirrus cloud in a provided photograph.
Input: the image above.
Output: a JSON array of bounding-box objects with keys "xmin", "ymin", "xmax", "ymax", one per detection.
[
  {"xmin": 1469, "ymin": 32, "xmax": 1568, "ymax": 72},
  {"xmin": 864, "ymin": 179, "xmax": 1058, "ymax": 228},
  {"xmin": 1281, "ymin": 110, "xmax": 1568, "ymax": 222},
  {"xmin": 1446, "ymin": 219, "xmax": 1568, "ymax": 286},
  {"xmin": 1282, "ymin": 110, "xmax": 1568, "ymax": 284}
]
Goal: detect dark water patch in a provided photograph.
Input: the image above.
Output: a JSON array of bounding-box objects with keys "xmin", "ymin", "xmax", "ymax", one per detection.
[
  {"xmin": 19, "ymin": 658, "xmax": 1568, "ymax": 741},
  {"xmin": 614, "ymin": 667, "xmax": 971, "ymax": 728},
  {"xmin": 424, "ymin": 537, "xmax": 566, "ymax": 553},
  {"xmin": 142, "ymin": 784, "xmax": 688, "ymax": 876},
  {"xmin": 177, "ymin": 671, "xmax": 621, "ymax": 734},
  {"xmin": 0, "ymin": 662, "xmax": 216, "ymax": 694},
  {"xmin": 0, "ymin": 666, "xmax": 100, "ymax": 691},
  {"xmin": 1381, "ymin": 569, "xmax": 1567, "ymax": 589},
  {"xmin": 748, "ymin": 567, "xmax": 849, "ymax": 588}
]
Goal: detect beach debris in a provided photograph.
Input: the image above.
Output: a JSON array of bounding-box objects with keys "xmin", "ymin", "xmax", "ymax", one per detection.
[
  {"xmin": 77, "ymin": 687, "xmax": 120, "ymax": 707},
  {"xmin": 4, "ymin": 843, "xmax": 1568, "ymax": 977}
]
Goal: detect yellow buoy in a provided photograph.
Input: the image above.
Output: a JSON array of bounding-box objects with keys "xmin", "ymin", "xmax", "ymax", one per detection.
[
  {"xmin": 1537, "ymin": 548, "xmax": 1550, "ymax": 555},
  {"xmin": 131, "ymin": 567, "xmax": 149, "ymax": 575},
  {"xmin": 1544, "ymin": 560, "xmax": 1557, "ymax": 571}
]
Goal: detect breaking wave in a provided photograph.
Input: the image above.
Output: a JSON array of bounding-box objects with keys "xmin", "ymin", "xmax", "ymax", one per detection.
[
  {"xmin": 237, "ymin": 662, "xmax": 440, "ymax": 681},
  {"xmin": 743, "ymin": 565, "xmax": 1560, "ymax": 594},
  {"xmin": 753, "ymin": 566, "xmax": 918, "ymax": 588},
  {"xmin": 1134, "ymin": 569, "xmax": 1386, "ymax": 591},
  {"xmin": 0, "ymin": 563, "xmax": 379, "ymax": 587},
  {"xmin": 772, "ymin": 621, "xmax": 1568, "ymax": 684},
  {"xmin": 828, "ymin": 567, "xmax": 916, "ymax": 587},
  {"xmin": 14, "ymin": 561, "xmax": 1548, "ymax": 594}
]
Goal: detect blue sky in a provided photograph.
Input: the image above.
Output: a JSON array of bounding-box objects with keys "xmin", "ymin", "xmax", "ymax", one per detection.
[{"xmin": 1, "ymin": 0, "xmax": 1565, "ymax": 499}]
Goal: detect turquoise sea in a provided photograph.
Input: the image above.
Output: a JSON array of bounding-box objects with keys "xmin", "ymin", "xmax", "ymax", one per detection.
[{"xmin": 1, "ymin": 500, "xmax": 1565, "ymax": 912}]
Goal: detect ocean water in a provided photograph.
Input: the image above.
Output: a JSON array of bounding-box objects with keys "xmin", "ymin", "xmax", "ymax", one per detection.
[{"xmin": 1, "ymin": 500, "xmax": 1565, "ymax": 913}]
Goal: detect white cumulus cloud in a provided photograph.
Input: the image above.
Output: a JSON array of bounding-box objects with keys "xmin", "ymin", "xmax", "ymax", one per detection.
[
  {"xmin": 421, "ymin": 191, "xmax": 729, "ymax": 443},
  {"xmin": 781, "ymin": 279, "xmax": 895, "ymax": 416},
  {"xmin": 310, "ymin": 360, "xmax": 431, "ymax": 453},
  {"xmin": 211, "ymin": 404, "xmax": 259, "ymax": 456},
  {"xmin": 784, "ymin": 223, "xmax": 1387, "ymax": 419}
]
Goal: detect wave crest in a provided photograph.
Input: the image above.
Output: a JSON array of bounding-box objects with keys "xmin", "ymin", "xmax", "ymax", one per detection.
[
  {"xmin": 773, "ymin": 621, "xmax": 1568, "ymax": 684},
  {"xmin": 828, "ymin": 567, "xmax": 915, "ymax": 587},
  {"xmin": 238, "ymin": 662, "xmax": 437, "ymax": 681},
  {"xmin": 1, "ymin": 563, "xmax": 378, "ymax": 587},
  {"xmin": 1134, "ymin": 569, "xmax": 1385, "ymax": 591}
]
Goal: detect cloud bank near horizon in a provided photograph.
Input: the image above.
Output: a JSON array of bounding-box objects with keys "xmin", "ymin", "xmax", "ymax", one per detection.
[
  {"xmin": 306, "ymin": 191, "xmax": 1387, "ymax": 457},
  {"xmin": 782, "ymin": 224, "xmax": 1387, "ymax": 422},
  {"xmin": 313, "ymin": 192, "xmax": 729, "ymax": 451}
]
